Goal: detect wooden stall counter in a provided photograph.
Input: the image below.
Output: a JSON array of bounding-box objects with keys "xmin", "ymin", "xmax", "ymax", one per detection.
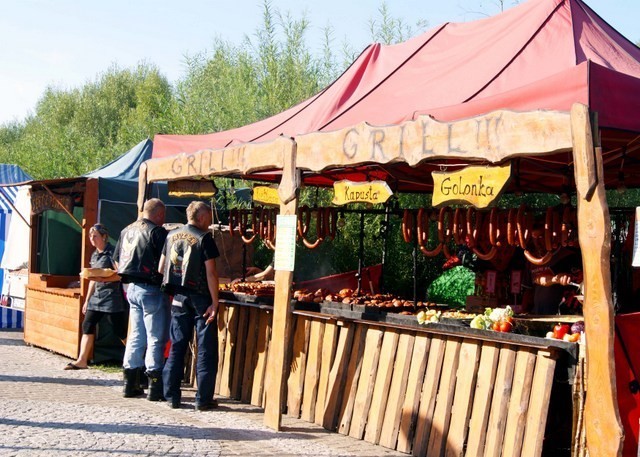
[
  {"xmin": 213, "ymin": 299, "xmax": 580, "ymax": 456},
  {"xmin": 24, "ymin": 273, "xmax": 82, "ymax": 359}
]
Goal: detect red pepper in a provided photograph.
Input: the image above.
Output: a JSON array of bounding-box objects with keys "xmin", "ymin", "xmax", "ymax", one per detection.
[{"xmin": 553, "ymin": 323, "xmax": 571, "ymax": 339}]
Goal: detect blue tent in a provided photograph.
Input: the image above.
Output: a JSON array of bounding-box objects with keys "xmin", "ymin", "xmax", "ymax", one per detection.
[{"xmin": 0, "ymin": 164, "xmax": 32, "ymax": 328}]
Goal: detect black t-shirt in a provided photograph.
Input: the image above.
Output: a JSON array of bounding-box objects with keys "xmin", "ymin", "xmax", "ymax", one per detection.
[{"xmin": 530, "ymin": 248, "xmax": 582, "ymax": 314}]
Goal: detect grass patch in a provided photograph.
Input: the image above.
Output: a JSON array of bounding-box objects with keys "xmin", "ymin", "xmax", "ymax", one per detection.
[{"xmin": 91, "ymin": 361, "xmax": 122, "ymax": 374}]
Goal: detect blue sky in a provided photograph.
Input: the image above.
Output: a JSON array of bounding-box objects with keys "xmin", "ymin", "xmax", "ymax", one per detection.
[{"xmin": 1, "ymin": 0, "xmax": 637, "ymax": 124}]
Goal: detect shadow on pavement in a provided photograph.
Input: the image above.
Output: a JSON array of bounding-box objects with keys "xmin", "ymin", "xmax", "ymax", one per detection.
[
  {"xmin": 0, "ymin": 374, "xmax": 121, "ymax": 388},
  {"xmin": 0, "ymin": 417, "xmax": 314, "ymax": 441}
]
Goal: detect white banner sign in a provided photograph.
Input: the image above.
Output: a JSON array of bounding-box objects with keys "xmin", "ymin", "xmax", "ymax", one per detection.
[
  {"xmin": 274, "ymin": 215, "xmax": 297, "ymax": 272},
  {"xmin": 633, "ymin": 207, "xmax": 640, "ymax": 267}
]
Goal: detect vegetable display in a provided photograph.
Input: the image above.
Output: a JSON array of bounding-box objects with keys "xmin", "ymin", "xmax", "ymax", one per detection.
[
  {"xmin": 469, "ymin": 306, "xmax": 514, "ymax": 332},
  {"xmin": 546, "ymin": 320, "xmax": 584, "ymax": 343}
]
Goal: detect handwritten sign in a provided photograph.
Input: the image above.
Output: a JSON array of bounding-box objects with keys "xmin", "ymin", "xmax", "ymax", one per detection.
[
  {"xmin": 253, "ymin": 186, "xmax": 280, "ymax": 206},
  {"xmin": 332, "ymin": 180, "xmax": 393, "ymax": 205},
  {"xmin": 274, "ymin": 215, "xmax": 297, "ymax": 271},
  {"xmin": 168, "ymin": 180, "xmax": 217, "ymax": 198},
  {"xmin": 432, "ymin": 163, "xmax": 511, "ymax": 208},
  {"xmin": 31, "ymin": 190, "xmax": 74, "ymax": 216}
]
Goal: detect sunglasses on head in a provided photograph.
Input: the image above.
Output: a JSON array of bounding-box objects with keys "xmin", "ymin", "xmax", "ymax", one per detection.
[{"xmin": 92, "ymin": 224, "xmax": 108, "ymax": 235}]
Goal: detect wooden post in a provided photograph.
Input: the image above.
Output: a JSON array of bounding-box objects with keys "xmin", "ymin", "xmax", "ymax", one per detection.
[
  {"xmin": 80, "ymin": 178, "xmax": 99, "ymax": 358},
  {"xmin": 264, "ymin": 143, "xmax": 300, "ymax": 430},
  {"xmin": 571, "ymin": 103, "xmax": 623, "ymax": 456}
]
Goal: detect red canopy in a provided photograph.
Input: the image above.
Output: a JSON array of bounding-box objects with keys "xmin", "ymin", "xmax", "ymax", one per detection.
[{"xmin": 154, "ymin": 0, "xmax": 640, "ymax": 159}]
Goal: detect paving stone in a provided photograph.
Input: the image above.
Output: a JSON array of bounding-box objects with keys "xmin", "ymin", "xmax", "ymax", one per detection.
[{"xmin": 0, "ymin": 329, "xmax": 406, "ymax": 456}]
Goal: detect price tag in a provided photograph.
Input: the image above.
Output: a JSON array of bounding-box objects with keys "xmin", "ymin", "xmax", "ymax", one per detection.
[
  {"xmin": 510, "ymin": 270, "xmax": 522, "ymax": 294},
  {"xmin": 486, "ymin": 270, "xmax": 497, "ymax": 294}
]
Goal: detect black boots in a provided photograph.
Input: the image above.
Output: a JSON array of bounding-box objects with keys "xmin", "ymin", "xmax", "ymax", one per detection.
[
  {"xmin": 123, "ymin": 368, "xmax": 144, "ymax": 398},
  {"xmin": 146, "ymin": 370, "xmax": 165, "ymax": 402}
]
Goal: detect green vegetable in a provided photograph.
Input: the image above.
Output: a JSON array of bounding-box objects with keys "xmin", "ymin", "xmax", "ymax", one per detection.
[{"xmin": 426, "ymin": 266, "xmax": 475, "ymax": 308}]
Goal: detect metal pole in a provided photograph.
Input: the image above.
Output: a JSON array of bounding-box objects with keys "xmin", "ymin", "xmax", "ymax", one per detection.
[
  {"xmin": 412, "ymin": 214, "xmax": 418, "ymax": 305},
  {"xmin": 379, "ymin": 203, "xmax": 390, "ymax": 293},
  {"xmin": 356, "ymin": 211, "xmax": 365, "ymax": 295}
]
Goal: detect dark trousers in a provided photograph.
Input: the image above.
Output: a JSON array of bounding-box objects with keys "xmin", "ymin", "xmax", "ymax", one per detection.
[{"xmin": 163, "ymin": 293, "xmax": 218, "ymax": 406}]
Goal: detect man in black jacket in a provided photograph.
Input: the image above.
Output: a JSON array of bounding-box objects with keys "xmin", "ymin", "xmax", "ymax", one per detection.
[
  {"xmin": 114, "ymin": 198, "xmax": 168, "ymax": 401},
  {"xmin": 160, "ymin": 201, "xmax": 220, "ymax": 411}
]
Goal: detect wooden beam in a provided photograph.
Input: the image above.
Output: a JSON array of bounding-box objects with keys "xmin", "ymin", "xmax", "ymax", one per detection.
[
  {"xmin": 263, "ymin": 145, "xmax": 299, "ymax": 430},
  {"xmin": 571, "ymin": 103, "xmax": 623, "ymax": 456}
]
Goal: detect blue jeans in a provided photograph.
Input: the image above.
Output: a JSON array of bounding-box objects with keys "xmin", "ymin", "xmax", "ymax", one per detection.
[
  {"xmin": 122, "ymin": 283, "xmax": 169, "ymax": 372},
  {"xmin": 163, "ymin": 293, "xmax": 218, "ymax": 406}
]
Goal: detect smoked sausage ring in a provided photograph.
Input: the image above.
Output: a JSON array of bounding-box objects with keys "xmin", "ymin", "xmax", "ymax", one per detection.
[
  {"xmin": 466, "ymin": 207, "xmax": 482, "ymax": 249},
  {"xmin": 545, "ymin": 207, "xmax": 555, "ymax": 252},
  {"xmin": 488, "ymin": 208, "xmax": 498, "ymax": 246},
  {"xmin": 438, "ymin": 207, "xmax": 453, "ymax": 258},
  {"xmin": 240, "ymin": 209, "xmax": 257, "ymax": 244},
  {"xmin": 402, "ymin": 209, "xmax": 414, "ymax": 244},
  {"xmin": 472, "ymin": 213, "xmax": 497, "ymax": 261},
  {"xmin": 417, "ymin": 208, "xmax": 443, "ymax": 257},
  {"xmin": 438, "ymin": 207, "xmax": 453, "ymax": 243},
  {"xmin": 517, "ymin": 204, "xmax": 532, "ymax": 250},
  {"xmin": 561, "ymin": 205, "xmax": 578, "ymax": 247},
  {"xmin": 302, "ymin": 208, "xmax": 323, "ymax": 249},
  {"xmin": 259, "ymin": 207, "xmax": 270, "ymax": 240},
  {"xmin": 297, "ymin": 205, "xmax": 311, "ymax": 239},
  {"xmin": 453, "ymin": 208, "xmax": 467, "ymax": 246},
  {"xmin": 507, "ymin": 208, "xmax": 518, "ymax": 247},
  {"xmin": 228, "ymin": 208, "xmax": 239, "ymax": 237},
  {"xmin": 524, "ymin": 248, "xmax": 556, "ymax": 266},
  {"xmin": 325, "ymin": 207, "xmax": 337, "ymax": 240}
]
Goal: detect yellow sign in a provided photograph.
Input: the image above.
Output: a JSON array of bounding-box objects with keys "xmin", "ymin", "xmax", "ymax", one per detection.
[
  {"xmin": 253, "ymin": 186, "xmax": 280, "ymax": 206},
  {"xmin": 332, "ymin": 180, "xmax": 393, "ymax": 205},
  {"xmin": 432, "ymin": 163, "xmax": 511, "ymax": 208},
  {"xmin": 168, "ymin": 180, "xmax": 217, "ymax": 198}
]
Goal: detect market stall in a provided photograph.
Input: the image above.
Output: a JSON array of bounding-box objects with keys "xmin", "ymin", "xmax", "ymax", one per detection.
[
  {"xmin": 138, "ymin": 105, "xmax": 616, "ymax": 456},
  {"xmin": 23, "ymin": 140, "xmax": 187, "ymax": 360},
  {"xmin": 141, "ymin": 1, "xmax": 640, "ymax": 455}
]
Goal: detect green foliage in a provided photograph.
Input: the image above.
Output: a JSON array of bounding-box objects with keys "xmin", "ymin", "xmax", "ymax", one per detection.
[
  {"xmin": 0, "ymin": 63, "xmax": 173, "ymax": 179},
  {"xmin": 427, "ymin": 266, "xmax": 476, "ymax": 308},
  {"xmin": 367, "ymin": 2, "xmax": 428, "ymax": 45},
  {"xmin": 0, "ymin": 1, "xmax": 424, "ymax": 180}
]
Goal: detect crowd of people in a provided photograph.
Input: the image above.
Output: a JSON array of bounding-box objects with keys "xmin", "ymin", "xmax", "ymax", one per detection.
[{"xmin": 69, "ymin": 199, "xmax": 221, "ymax": 411}]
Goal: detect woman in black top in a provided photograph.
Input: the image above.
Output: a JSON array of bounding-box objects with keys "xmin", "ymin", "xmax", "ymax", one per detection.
[{"xmin": 64, "ymin": 224, "xmax": 127, "ymax": 370}]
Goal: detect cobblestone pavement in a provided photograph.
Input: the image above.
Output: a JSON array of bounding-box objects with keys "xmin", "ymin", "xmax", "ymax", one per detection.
[{"xmin": 0, "ymin": 330, "xmax": 405, "ymax": 456}]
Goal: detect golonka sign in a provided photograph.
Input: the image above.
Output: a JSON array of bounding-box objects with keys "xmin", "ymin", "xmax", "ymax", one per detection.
[{"xmin": 431, "ymin": 163, "xmax": 511, "ymax": 208}]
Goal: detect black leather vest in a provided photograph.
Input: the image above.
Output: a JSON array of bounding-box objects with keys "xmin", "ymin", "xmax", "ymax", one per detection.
[
  {"xmin": 162, "ymin": 224, "xmax": 209, "ymax": 296},
  {"xmin": 117, "ymin": 219, "xmax": 164, "ymax": 284}
]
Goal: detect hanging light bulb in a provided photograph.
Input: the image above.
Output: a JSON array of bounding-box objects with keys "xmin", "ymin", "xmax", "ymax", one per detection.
[{"xmin": 560, "ymin": 193, "xmax": 570, "ymax": 205}]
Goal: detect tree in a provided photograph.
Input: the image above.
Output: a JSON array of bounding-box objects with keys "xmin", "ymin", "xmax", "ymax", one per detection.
[{"xmin": 0, "ymin": 63, "xmax": 173, "ymax": 179}]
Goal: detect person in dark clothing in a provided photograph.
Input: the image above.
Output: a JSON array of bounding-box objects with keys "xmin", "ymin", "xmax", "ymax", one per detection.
[
  {"xmin": 160, "ymin": 201, "xmax": 220, "ymax": 411},
  {"xmin": 114, "ymin": 198, "xmax": 169, "ymax": 400},
  {"xmin": 65, "ymin": 223, "xmax": 126, "ymax": 370},
  {"xmin": 526, "ymin": 232, "xmax": 583, "ymax": 315}
]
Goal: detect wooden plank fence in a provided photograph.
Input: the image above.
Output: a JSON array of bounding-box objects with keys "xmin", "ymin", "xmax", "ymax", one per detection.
[{"xmin": 213, "ymin": 303, "xmax": 561, "ymax": 456}]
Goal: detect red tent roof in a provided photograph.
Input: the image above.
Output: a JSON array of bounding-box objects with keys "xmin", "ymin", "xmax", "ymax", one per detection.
[{"xmin": 154, "ymin": 0, "xmax": 640, "ymax": 160}]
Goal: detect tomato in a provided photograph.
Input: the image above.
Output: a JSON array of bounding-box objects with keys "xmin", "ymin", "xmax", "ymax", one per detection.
[
  {"xmin": 553, "ymin": 323, "xmax": 570, "ymax": 340},
  {"xmin": 492, "ymin": 321, "xmax": 501, "ymax": 331},
  {"xmin": 504, "ymin": 316, "xmax": 514, "ymax": 325},
  {"xmin": 498, "ymin": 320, "xmax": 513, "ymax": 333}
]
